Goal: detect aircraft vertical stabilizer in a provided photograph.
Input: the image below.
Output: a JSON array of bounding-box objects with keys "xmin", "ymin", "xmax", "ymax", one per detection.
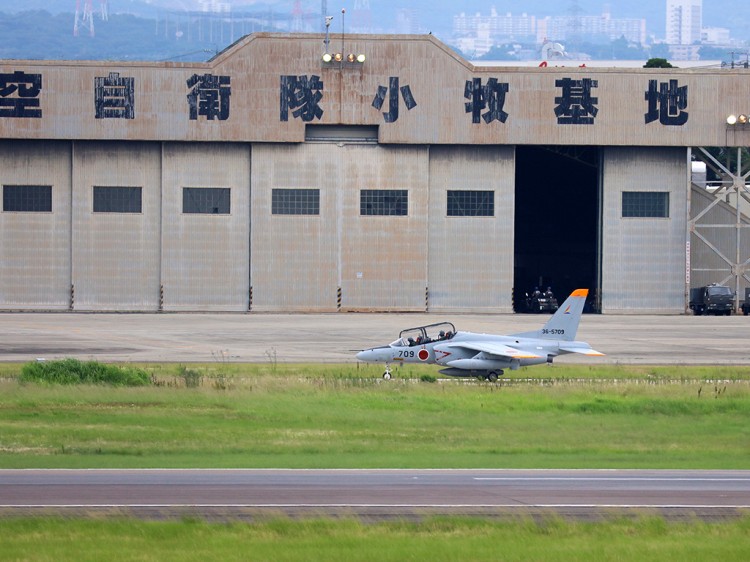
[{"xmin": 511, "ymin": 288, "xmax": 589, "ymax": 342}]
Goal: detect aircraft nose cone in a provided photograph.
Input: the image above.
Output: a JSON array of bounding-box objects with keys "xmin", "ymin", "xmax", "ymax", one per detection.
[{"xmin": 356, "ymin": 350, "xmax": 368, "ymax": 361}]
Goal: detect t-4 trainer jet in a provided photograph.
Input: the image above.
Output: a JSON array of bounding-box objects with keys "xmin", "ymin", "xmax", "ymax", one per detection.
[{"xmin": 356, "ymin": 288, "xmax": 604, "ymax": 380}]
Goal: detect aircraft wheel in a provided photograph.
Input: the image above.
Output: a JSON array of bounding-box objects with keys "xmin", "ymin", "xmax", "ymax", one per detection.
[
  {"xmin": 383, "ymin": 372, "xmax": 392, "ymax": 380},
  {"xmin": 487, "ymin": 372, "xmax": 499, "ymax": 382}
]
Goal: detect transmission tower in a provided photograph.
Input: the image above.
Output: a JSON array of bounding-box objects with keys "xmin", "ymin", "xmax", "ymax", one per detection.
[
  {"xmin": 291, "ymin": 0, "xmax": 304, "ymax": 32},
  {"xmin": 74, "ymin": 0, "xmax": 109, "ymax": 37}
]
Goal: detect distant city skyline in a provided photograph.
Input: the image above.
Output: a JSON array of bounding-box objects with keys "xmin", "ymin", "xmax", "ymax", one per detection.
[
  {"xmin": 446, "ymin": 0, "xmax": 743, "ymax": 60},
  {"xmin": 0, "ymin": 0, "xmax": 746, "ymax": 62}
]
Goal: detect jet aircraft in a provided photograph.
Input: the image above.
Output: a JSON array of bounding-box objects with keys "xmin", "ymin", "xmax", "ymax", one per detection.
[{"xmin": 356, "ymin": 288, "xmax": 604, "ymax": 380}]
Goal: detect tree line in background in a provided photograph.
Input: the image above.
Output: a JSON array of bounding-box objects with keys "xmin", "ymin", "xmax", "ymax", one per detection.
[
  {"xmin": 475, "ymin": 37, "xmax": 732, "ymax": 64},
  {"xmin": 0, "ymin": 10, "xmax": 244, "ymax": 61}
]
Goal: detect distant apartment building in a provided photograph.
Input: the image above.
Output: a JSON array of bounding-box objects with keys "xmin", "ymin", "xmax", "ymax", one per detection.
[
  {"xmin": 538, "ymin": 11, "xmax": 646, "ymax": 45},
  {"xmin": 453, "ymin": 9, "xmax": 536, "ymax": 41},
  {"xmin": 452, "ymin": 8, "xmax": 646, "ymax": 50},
  {"xmin": 701, "ymin": 27, "xmax": 731, "ymax": 45},
  {"xmin": 666, "ymin": 0, "xmax": 702, "ymax": 45}
]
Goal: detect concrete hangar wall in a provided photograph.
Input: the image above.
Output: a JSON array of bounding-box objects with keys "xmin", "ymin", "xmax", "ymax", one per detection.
[{"xmin": 0, "ymin": 34, "xmax": 748, "ymax": 313}]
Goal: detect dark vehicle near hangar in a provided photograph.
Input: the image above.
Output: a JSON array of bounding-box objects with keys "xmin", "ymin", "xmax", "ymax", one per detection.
[
  {"xmin": 741, "ymin": 288, "xmax": 750, "ymax": 316},
  {"xmin": 689, "ymin": 284, "xmax": 734, "ymax": 316}
]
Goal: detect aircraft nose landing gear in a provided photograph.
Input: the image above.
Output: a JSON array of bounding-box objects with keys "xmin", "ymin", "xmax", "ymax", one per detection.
[{"xmin": 383, "ymin": 364, "xmax": 392, "ymax": 380}]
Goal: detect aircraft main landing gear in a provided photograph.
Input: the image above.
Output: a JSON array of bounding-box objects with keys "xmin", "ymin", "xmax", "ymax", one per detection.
[{"xmin": 486, "ymin": 370, "xmax": 503, "ymax": 382}]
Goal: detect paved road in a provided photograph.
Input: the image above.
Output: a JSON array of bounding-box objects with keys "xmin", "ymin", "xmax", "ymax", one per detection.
[
  {"xmin": 1, "ymin": 469, "xmax": 748, "ymax": 520},
  {"xmin": 0, "ymin": 312, "xmax": 748, "ymax": 365}
]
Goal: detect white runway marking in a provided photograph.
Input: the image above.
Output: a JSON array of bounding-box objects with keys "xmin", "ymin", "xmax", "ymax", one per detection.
[{"xmin": 474, "ymin": 477, "xmax": 750, "ymax": 482}]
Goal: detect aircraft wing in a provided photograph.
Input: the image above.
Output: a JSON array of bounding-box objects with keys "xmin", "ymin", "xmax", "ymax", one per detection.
[{"xmin": 445, "ymin": 341, "xmax": 543, "ymax": 360}]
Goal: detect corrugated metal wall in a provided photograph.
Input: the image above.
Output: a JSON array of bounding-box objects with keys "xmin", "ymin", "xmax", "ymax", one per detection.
[
  {"xmin": 0, "ymin": 140, "xmax": 71, "ymax": 310},
  {"xmin": 340, "ymin": 145, "xmax": 429, "ymax": 311},
  {"xmin": 250, "ymin": 143, "xmax": 339, "ymax": 312},
  {"xmin": 160, "ymin": 142, "xmax": 250, "ymax": 312},
  {"xmin": 601, "ymin": 147, "xmax": 688, "ymax": 313},
  {"xmin": 253, "ymin": 143, "xmax": 431, "ymax": 312},
  {"xmin": 427, "ymin": 145, "xmax": 515, "ymax": 312},
  {"xmin": 250, "ymin": 143, "xmax": 513, "ymax": 312},
  {"xmin": 2, "ymin": 139, "xmax": 734, "ymax": 313},
  {"xmin": 72, "ymin": 141, "xmax": 161, "ymax": 311}
]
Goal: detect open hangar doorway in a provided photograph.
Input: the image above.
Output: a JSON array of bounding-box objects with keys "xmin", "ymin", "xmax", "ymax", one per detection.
[{"xmin": 513, "ymin": 145, "xmax": 601, "ymax": 313}]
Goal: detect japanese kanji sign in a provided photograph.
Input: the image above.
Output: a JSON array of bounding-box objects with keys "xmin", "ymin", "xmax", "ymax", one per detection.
[
  {"xmin": 554, "ymin": 77, "xmax": 598, "ymax": 124},
  {"xmin": 644, "ymin": 79, "xmax": 688, "ymax": 126},
  {"xmin": 187, "ymin": 74, "xmax": 231, "ymax": 121},
  {"xmin": 94, "ymin": 72, "xmax": 134, "ymax": 119},
  {"xmin": 0, "ymin": 71, "xmax": 42, "ymax": 118},
  {"xmin": 372, "ymin": 77, "xmax": 417, "ymax": 122},
  {"xmin": 464, "ymin": 77, "xmax": 509, "ymax": 124},
  {"xmin": 280, "ymin": 75, "xmax": 324, "ymax": 122}
]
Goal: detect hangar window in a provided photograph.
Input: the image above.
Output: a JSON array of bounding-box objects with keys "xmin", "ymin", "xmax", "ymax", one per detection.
[
  {"xmin": 3, "ymin": 185, "xmax": 52, "ymax": 212},
  {"xmin": 183, "ymin": 187, "xmax": 230, "ymax": 214},
  {"xmin": 93, "ymin": 186, "xmax": 142, "ymax": 213},
  {"xmin": 447, "ymin": 190, "xmax": 494, "ymax": 217},
  {"xmin": 272, "ymin": 189, "xmax": 320, "ymax": 215},
  {"xmin": 305, "ymin": 125, "xmax": 378, "ymax": 143},
  {"xmin": 622, "ymin": 191, "xmax": 669, "ymax": 218},
  {"xmin": 360, "ymin": 189, "xmax": 408, "ymax": 216}
]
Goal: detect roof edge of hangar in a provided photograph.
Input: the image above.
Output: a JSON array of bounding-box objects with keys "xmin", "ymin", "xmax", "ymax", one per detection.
[{"xmin": 207, "ymin": 31, "xmax": 475, "ymax": 72}]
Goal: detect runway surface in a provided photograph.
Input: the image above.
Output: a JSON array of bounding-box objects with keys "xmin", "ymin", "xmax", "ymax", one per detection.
[
  {"xmin": 0, "ymin": 311, "xmax": 749, "ymax": 364},
  {"xmin": 2, "ymin": 469, "xmax": 749, "ymax": 520}
]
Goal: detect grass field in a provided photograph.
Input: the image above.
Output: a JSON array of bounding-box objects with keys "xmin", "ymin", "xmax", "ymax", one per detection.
[
  {"xmin": 2, "ymin": 362, "xmax": 749, "ymax": 560},
  {"xmin": 1, "ymin": 363, "xmax": 749, "ymax": 469},
  {"xmin": 1, "ymin": 515, "xmax": 750, "ymax": 562}
]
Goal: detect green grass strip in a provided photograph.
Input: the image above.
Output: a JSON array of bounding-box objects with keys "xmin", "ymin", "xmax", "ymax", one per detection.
[
  {"xmin": 1, "ymin": 363, "xmax": 749, "ymax": 469},
  {"xmin": 1, "ymin": 516, "xmax": 749, "ymax": 562}
]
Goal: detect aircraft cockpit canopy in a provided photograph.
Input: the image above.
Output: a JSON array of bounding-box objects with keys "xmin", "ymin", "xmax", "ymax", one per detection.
[{"xmin": 391, "ymin": 321, "xmax": 457, "ymax": 347}]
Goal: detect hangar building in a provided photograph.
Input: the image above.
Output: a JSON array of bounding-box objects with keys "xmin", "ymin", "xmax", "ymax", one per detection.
[{"xmin": 0, "ymin": 33, "xmax": 748, "ymax": 313}]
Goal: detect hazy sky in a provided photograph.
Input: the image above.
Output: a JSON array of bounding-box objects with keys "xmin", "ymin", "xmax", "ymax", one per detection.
[{"xmin": 0, "ymin": 0, "xmax": 746, "ymax": 42}]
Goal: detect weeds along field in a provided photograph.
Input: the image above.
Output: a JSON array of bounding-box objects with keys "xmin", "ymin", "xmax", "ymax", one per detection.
[
  {"xmin": 2, "ymin": 516, "xmax": 750, "ymax": 562},
  {"xmin": 0, "ymin": 362, "xmax": 749, "ymax": 469}
]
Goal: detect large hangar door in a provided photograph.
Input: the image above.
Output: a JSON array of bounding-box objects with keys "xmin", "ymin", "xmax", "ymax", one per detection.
[{"xmin": 514, "ymin": 146, "xmax": 601, "ymax": 312}]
